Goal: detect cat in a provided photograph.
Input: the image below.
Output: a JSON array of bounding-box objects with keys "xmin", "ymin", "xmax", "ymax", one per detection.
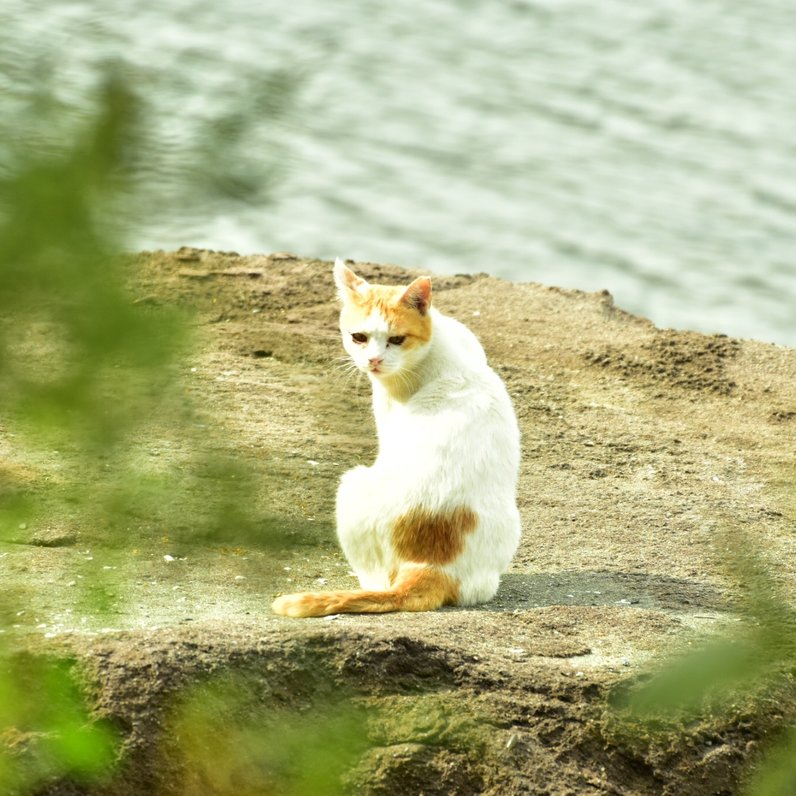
[{"xmin": 271, "ymin": 259, "xmax": 521, "ymax": 617}]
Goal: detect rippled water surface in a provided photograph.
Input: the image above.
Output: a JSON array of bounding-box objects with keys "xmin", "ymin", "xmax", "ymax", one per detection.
[{"xmin": 2, "ymin": 1, "xmax": 795, "ymax": 344}]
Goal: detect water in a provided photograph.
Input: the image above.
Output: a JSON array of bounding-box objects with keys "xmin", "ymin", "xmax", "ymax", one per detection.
[{"xmin": 2, "ymin": 0, "xmax": 795, "ymax": 346}]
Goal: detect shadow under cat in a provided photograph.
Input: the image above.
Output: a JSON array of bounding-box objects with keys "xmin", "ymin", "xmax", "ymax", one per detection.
[{"xmin": 483, "ymin": 570, "xmax": 726, "ymax": 614}]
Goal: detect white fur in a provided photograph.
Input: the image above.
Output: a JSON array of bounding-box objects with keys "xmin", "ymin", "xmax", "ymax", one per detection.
[{"xmin": 335, "ymin": 284, "xmax": 522, "ymax": 606}]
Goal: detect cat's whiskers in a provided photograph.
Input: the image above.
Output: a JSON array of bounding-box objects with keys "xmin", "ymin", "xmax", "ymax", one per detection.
[
  {"xmin": 332, "ymin": 365, "xmax": 360, "ymax": 383},
  {"xmin": 395, "ymin": 368, "xmax": 412, "ymax": 393},
  {"xmin": 332, "ymin": 355, "xmax": 358, "ymax": 373},
  {"xmin": 331, "ymin": 355, "xmax": 367, "ymax": 393},
  {"xmin": 378, "ymin": 362, "xmax": 422, "ymax": 402}
]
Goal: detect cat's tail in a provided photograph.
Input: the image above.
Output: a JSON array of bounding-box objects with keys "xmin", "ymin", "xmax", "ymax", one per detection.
[{"xmin": 271, "ymin": 565, "xmax": 458, "ymax": 618}]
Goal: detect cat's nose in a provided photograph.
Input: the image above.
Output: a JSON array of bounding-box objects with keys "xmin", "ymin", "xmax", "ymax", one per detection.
[{"xmin": 368, "ymin": 356, "xmax": 383, "ymax": 366}]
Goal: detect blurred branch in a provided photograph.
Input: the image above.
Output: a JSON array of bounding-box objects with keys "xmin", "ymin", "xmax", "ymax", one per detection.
[
  {"xmin": 0, "ymin": 62, "xmax": 296, "ymax": 792},
  {"xmin": 167, "ymin": 672, "xmax": 368, "ymax": 796},
  {"xmin": 0, "ymin": 652, "xmax": 117, "ymax": 793},
  {"xmin": 608, "ymin": 526, "xmax": 796, "ymax": 793}
]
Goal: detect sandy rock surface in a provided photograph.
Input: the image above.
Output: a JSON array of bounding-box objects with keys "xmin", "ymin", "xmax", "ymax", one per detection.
[{"xmin": 3, "ymin": 249, "xmax": 794, "ymax": 795}]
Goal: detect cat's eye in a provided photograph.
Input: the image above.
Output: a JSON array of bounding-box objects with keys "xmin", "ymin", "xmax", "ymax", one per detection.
[
  {"xmin": 351, "ymin": 332, "xmax": 368, "ymax": 344},
  {"xmin": 388, "ymin": 335, "xmax": 406, "ymax": 346}
]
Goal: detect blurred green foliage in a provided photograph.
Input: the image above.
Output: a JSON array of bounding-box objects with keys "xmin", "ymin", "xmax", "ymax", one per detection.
[
  {"xmin": 0, "ymin": 651, "xmax": 117, "ymax": 793},
  {"xmin": 0, "ymin": 75, "xmax": 185, "ymax": 447},
  {"xmin": 0, "ymin": 66, "xmax": 337, "ymax": 793},
  {"xmin": 0, "ymin": 72, "xmax": 167, "ymax": 792},
  {"xmin": 746, "ymin": 725, "xmax": 796, "ymax": 796},
  {"xmin": 168, "ymin": 673, "xmax": 368, "ymax": 796},
  {"xmin": 609, "ymin": 529, "xmax": 796, "ymax": 794},
  {"xmin": 0, "ymin": 68, "xmax": 284, "ymax": 552}
]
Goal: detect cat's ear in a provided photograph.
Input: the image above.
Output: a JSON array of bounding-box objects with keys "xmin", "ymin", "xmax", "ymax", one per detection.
[
  {"xmin": 333, "ymin": 258, "xmax": 368, "ymax": 302},
  {"xmin": 400, "ymin": 276, "xmax": 432, "ymax": 316}
]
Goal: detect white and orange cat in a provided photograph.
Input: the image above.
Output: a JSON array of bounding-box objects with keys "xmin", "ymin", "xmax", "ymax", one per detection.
[{"xmin": 271, "ymin": 260, "xmax": 521, "ymax": 617}]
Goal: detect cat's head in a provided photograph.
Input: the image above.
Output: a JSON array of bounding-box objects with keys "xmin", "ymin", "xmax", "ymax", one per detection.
[{"xmin": 333, "ymin": 258, "xmax": 432, "ymax": 378}]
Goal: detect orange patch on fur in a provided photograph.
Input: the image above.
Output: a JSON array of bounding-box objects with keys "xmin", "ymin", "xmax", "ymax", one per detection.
[
  {"xmin": 392, "ymin": 506, "xmax": 479, "ymax": 565},
  {"xmin": 340, "ymin": 282, "xmax": 433, "ymax": 348},
  {"xmin": 271, "ymin": 566, "xmax": 459, "ymax": 618},
  {"xmin": 383, "ymin": 299, "xmax": 432, "ymax": 349}
]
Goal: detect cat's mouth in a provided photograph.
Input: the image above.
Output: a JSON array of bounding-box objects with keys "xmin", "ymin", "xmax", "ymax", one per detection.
[{"xmin": 366, "ymin": 361, "xmax": 390, "ymax": 376}]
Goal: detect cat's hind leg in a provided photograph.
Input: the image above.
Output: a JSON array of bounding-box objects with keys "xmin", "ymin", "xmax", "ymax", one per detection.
[
  {"xmin": 454, "ymin": 570, "xmax": 501, "ymax": 606},
  {"xmin": 335, "ymin": 465, "xmax": 393, "ymax": 589}
]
